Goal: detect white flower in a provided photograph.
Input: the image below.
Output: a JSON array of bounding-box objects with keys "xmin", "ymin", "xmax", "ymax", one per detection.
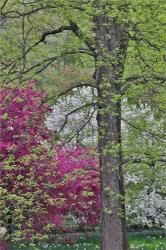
[{"xmin": 0, "ymin": 227, "xmax": 7, "ymax": 239}]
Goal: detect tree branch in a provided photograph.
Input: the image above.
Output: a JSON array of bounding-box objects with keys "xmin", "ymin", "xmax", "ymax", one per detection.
[
  {"xmin": 58, "ymin": 106, "xmax": 96, "ymax": 148},
  {"xmin": 121, "ymin": 75, "xmax": 166, "ymax": 93},
  {"xmin": 58, "ymin": 81, "xmax": 97, "ymax": 98},
  {"xmin": 122, "ymin": 117, "xmax": 166, "ymax": 140},
  {"xmin": 69, "ymin": 20, "xmax": 95, "ymax": 53},
  {"xmin": 124, "ymin": 75, "xmax": 166, "ymax": 83},
  {"xmin": 123, "ymin": 157, "xmax": 166, "ymax": 165},
  {"xmin": 20, "ymin": 22, "xmax": 95, "ymax": 60},
  {"xmin": 23, "ymin": 25, "xmax": 72, "ymax": 56},
  {"xmin": 58, "ymin": 102, "xmax": 97, "ymax": 134},
  {"xmin": 0, "ymin": 0, "xmax": 9, "ymax": 11}
]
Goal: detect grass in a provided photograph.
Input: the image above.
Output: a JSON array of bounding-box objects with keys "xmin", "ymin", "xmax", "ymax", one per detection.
[
  {"xmin": 129, "ymin": 234, "xmax": 166, "ymax": 250},
  {"xmin": 9, "ymin": 231, "xmax": 166, "ymax": 250}
]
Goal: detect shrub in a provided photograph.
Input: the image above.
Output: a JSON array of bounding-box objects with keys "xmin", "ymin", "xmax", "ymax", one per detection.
[{"xmin": 0, "ymin": 83, "xmax": 64, "ymax": 245}]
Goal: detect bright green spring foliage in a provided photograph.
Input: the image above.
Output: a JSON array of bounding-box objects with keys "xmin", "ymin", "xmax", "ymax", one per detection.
[{"xmin": 0, "ymin": 0, "xmax": 165, "ymax": 248}]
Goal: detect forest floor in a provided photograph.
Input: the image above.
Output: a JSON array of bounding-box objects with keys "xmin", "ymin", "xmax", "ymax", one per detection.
[{"xmin": 9, "ymin": 231, "xmax": 166, "ymax": 250}]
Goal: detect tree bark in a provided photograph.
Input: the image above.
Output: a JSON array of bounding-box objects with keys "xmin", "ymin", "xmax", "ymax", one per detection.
[{"xmin": 94, "ymin": 14, "xmax": 129, "ymax": 250}]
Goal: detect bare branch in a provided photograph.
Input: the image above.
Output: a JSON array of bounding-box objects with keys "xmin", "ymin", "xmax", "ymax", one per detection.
[
  {"xmin": 58, "ymin": 81, "xmax": 97, "ymax": 98},
  {"xmin": 58, "ymin": 102, "xmax": 97, "ymax": 134},
  {"xmin": 22, "ymin": 25, "xmax": 72, "ymax": 57},
  {"xmin": 58, "ymin": 106, "xmax": 96, "ymax": 147},
  {"xmin": 0, "ymin": 0, "xmax": 9, "ymax": 11}
]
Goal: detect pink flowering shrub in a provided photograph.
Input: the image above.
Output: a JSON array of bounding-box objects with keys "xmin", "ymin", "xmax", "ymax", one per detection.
[
  {"xmin": 0, "ymin": 83, "xmax": 51, "ymax": 159},
  {"xmin": 0, "ymin": 83, "xmax": 65, "ymax": 245},
  {"xmin": 0, "ymin": 83, "xmax": 100, "ymax": 247},
  {"xmin": 56, "ymin": 145, "xmax": 100, "ymax": 229}
]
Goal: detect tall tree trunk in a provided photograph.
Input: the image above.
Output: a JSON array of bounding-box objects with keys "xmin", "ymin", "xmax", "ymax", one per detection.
[{"xmin": 94, "ymin": 14, "xmax": 129, "ymax": 250}]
